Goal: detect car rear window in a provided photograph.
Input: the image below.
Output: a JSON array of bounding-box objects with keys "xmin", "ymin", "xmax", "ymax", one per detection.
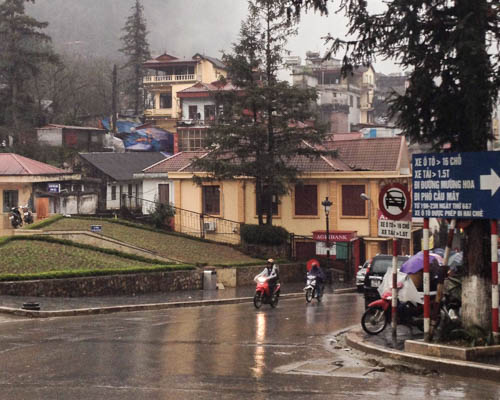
[{"xmin": 371, "ymin": 257, "xmax": 408, "ymax": 274}]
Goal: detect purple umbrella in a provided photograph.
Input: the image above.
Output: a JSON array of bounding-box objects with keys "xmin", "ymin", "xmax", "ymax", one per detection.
[{"xmin": 400, "ymin": 251, "xmax": 443, "ymax": 274}]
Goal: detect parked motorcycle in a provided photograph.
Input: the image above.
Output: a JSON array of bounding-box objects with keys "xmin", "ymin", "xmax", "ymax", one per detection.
[
  {"xmin": 361, "ymin": 287, "xmax": 424, "ymax": 335},
  {"xmin": 253, "ymin": 275, "xmax": 280, "ymax": 309},
  {"xmin": 9, "ymin": 207, "xmax": 23, "ymax": 228},
  {"xmin": 304, "ymin": 272, "xmax": 324, "ymax": 303},
  {"xmin": 22, "ymin": 205, "xmax": 33, "ymax": 224}
]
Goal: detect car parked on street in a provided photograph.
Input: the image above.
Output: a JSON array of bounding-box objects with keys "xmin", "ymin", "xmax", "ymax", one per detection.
[
  {"xmin": 363, "ymin": 254, "xmax": 410, "ymax": 308},
  {"xmin": 356, "ymin": 259, "xmax": 371, "ymax": 291}
]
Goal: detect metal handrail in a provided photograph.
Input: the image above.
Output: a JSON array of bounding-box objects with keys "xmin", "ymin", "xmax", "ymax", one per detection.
[{"xmin": 121, "ymin": 194, "xmax": 242, "ymax": 244}]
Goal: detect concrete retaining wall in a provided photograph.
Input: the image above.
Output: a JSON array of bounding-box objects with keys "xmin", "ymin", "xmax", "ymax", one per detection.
[
  {"xmin": 0, "ymin": 270, "xmax": 202, "ymax": 297},
  {"xmin": 0, "ymin": 263, "xmax": 306, "ymax": 297},
  {"xmin": 215, "ymin": 263, "xmax": 306, "ymax": 288}
]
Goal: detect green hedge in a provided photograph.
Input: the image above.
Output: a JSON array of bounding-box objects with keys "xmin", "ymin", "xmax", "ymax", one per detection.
[
  {"xmin": 240, "ymin": 224, "xmax": 289, "ymax": 246},
  {"xmin": 25, "ymin": 214, "xmax": 65, "ymax": 230},
  {"xmin": 0, "ymin": 264, "xmax": 195, "ymax": 282}
]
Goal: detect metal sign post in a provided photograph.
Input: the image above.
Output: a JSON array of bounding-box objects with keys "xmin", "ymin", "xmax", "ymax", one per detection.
[
  {"xmin": 379, "ymin": 183, "xmax": 411, "ymax": 342},
  {"xmin": 492, "ymin": 220, "xmax": 499, "ymax": 342},
  {"xmin": 423, "ymin": 219, "xmax": 431, "ymax": 341},
  {"xmin": 413, "ymin": 152, "xmax": 500, "ymax": 340}
]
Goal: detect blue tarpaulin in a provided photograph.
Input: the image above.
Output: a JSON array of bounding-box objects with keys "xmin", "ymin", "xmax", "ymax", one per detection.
[
  {"xmin": 100, "ymin": 118, "xmax": 174, "ymax": 153},
  {"xmin": 101, "ymin": 118, "xmax": 139, "ymax": 134}
]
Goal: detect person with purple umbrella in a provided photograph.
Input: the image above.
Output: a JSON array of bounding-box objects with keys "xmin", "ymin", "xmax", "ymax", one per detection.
[{"xmin": 401, "ymin": 251, "xmax": 446, "ymax": 336}]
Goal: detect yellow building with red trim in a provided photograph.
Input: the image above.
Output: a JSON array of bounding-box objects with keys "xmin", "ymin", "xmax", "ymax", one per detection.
[{"xmin": 138, "ymin": 137, "xmax": 412, "ymax": 260}]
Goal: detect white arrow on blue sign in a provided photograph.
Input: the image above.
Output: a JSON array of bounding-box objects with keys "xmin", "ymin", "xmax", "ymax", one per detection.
[{"xmin": 412, "ymin": 151, "xmax": 500, "ymax": 219}]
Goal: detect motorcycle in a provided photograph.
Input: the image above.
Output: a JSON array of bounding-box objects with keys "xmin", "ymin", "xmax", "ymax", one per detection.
[
  {"xmin": 361, "ymin": 287, "xmax": 425, "ymax": 335},
  {"xmin": 253, "ymin": 275, "xmax": 280, "ymax": 309},
  {"xmin": 9, "ymin": 207, "xmax": 23, "ymax": 228},
  {"xmin": 22, "ymin": 205, "xmax": 33, "ymax": 224},
  {"xmin": 304, "ymin": 272, "xmax": 324, "ymax": 303}
]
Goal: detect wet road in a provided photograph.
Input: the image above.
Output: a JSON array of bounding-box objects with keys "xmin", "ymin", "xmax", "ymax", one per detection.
[{"xmin": 0, "ymin": 293, "xmax": 499, "ymax": 399}]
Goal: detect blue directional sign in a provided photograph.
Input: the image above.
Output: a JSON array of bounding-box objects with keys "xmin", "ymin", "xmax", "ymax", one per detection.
[{"xmin": 412, "ymin": 152, "xmax": 500, "ymax": 219}]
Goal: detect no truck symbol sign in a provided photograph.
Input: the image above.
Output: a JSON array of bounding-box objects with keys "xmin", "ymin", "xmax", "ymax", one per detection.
[{"xmin": 379, "ymin": 183, "xmax": 411, "ymax": 220}]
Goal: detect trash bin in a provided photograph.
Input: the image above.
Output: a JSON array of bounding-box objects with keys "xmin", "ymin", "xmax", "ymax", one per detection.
[{"xmin": 203, "ymin": 269, "xmax": 217, "ymax": 290}]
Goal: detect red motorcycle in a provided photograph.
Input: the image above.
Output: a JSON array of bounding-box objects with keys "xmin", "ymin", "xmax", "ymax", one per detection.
[
  {"xmin": 253, "ymin": 275, "xmax": 280, "ymax": 309},
  {"xmin": 361, "ymin": 285, "xmax": 425, "ymax": 335}
]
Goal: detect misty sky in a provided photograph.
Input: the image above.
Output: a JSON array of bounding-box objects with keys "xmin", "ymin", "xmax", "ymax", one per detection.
[{"xmin": 26, "ymin": 0, "xmax": 400, "ymax": 74}]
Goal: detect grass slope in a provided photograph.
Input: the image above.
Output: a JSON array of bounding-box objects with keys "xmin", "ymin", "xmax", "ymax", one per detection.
[
  {"xmin": 0, "ymin": 240, "xmax": 159, "ymax": 275},
  {"xmin": 46, "ymin": 217, "xmax": 260, "ymax": 265}
]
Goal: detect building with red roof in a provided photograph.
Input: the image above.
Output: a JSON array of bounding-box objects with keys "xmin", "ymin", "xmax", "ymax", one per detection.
[
  {"xmin": 135, "ymin": 136, "xmax": 412, "ymax": 260},
  {"xmin": 0, "ymin": 153, "xmax": 80, "ymax": 228}
]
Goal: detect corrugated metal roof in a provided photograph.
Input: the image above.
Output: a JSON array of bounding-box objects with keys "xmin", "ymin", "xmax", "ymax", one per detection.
[
  {"xmin": 0, "ymin": 153, "xmax": 66, "ymax": 175},
  {"xmin": 79, "ymin": 152, "xmax": 167, "ymax": 181},
  {"xmin": 324, "ymin": 137, "xmax": 403, "ymax": 171},
  {"xmin": 192, "ymin": 53, "xmax": 226, "ymax": 70},
  {"xmin": 38, "ymin": 124, "xmax": 106, "ymax": 132}
]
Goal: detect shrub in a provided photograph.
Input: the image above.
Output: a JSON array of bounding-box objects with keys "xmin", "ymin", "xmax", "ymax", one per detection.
[
  {"xmin": 148, "ymin": 201, "xmax": 176, "ymax": 229},
  {"xmin": 240, "ymin": 224, "xmax": 289, "ymax": 246}
]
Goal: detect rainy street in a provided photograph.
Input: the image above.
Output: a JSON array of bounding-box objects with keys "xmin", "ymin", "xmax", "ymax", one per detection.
[{"xmin": 1, "ymin": 292, "xmax": 500, "ymax": 399}]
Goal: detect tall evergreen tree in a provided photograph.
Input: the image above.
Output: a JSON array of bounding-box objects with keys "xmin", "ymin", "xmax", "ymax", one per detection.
[
  {"xmin": 284, "ymin": 0, "xmax": 500, "ymax": 331},
  {"xmin": 119, "ymin": 0, "xmax": 151, "ymax": 116},
  {"xmin": 0, "ymin": 0, "xmax": 58, "ymax": 139},
  {"xmin": 192, "ymin": 0, "xmax": 329, "ymax": 225}
]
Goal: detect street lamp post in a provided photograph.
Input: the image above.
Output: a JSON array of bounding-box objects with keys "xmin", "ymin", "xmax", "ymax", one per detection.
[
  {"xmin": 360, "ymin": 192, "xmax": 371, "ymax": 238},
  {"xmin": 322, "ymin": 197, "xmax": 333, "ymax": 281}
]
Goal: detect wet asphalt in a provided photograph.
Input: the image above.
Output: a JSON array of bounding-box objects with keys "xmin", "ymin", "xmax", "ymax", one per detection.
[
  {"xmin": 0, "ymin": 282, "xmax": 350, "ymax": 311},
  {"xmin": 1, "ymin": 292, "xmax": 500, "ymax": 399}
]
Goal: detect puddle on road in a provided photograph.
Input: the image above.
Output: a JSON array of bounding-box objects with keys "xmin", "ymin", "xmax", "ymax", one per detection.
[{"xmin": 274, "ymin": 358, "xmax": 383, "ymax": 378}]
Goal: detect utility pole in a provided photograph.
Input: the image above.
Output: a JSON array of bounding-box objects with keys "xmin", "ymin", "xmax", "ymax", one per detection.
[{"xmin": 112, "ymin": 64, "xmax": 118, "ymax": 134}]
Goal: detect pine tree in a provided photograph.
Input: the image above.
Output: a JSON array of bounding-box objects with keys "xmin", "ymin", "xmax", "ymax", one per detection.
[
  {"xmin": 0, "ymin": 0, "xmax": 58, "ymax": 139},
  {"xmin": 284, "ymin": 0, "xmax": 500, "ymax": 332},
  {"xmin": 192, "ymin": 0, "xmax": 329, "ymax": 225},
  {"xmin": 119, "ymin": 0, "xmax": 151, "ymax": 116}
]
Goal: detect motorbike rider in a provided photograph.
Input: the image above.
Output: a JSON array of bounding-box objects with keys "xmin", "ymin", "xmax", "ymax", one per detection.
[
  {"xmin": 11, "ymin": 206, "xmax": 22, "ymax": 227},
  {"xmin": 256, "ymin": 258, "xmax": 279, "ymax": 294},
  {"xmin": 308, "ymin": 261, "xmax": 325, "ymax": 297}
]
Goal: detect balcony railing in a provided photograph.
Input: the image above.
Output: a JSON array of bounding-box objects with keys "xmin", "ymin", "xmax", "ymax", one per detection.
[
  {"xmin": 143, "ymin": 74, "xmax": 196, "ymax": 84},
  {"xmin": 144, "ymin": 108, "xmax": 173, "ymax": 117}
]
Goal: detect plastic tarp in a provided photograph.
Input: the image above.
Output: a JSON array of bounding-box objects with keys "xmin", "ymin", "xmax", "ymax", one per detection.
[
  {"xmin": 100, "ymin": 118, "xmax": 139, "ymax": 134},
  {"xmin": 125, "ymin": 142, "xmax": 153, "ymax": 151},
  {"xmin": 100, "ymin": 118, "xmax": 174, "ymax": 153},
  {"xmin": 378, "ymin": 269, "xmax": 423, "ymax": 305},
  {"xmin": 134, "ymin": 127, "xmax": 174, "ymax": 153}
]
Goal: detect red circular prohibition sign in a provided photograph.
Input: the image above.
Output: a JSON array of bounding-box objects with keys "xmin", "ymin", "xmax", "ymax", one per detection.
[{"xmin": 378, "ymin": 183, "xmax": 411, "ymax": 221}]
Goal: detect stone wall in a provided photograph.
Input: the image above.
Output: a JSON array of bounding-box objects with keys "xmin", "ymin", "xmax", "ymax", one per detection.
[
  {"xmin": 0, "ymin": 270, "xmax": 202, "ymax": 297},
  {"xmin": 0, "ymin": 263, "xmax": 306, "ymax": 297}
]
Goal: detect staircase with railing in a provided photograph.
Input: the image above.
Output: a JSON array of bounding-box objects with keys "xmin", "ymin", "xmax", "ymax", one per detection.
[{"xmin": 121, "ymin": 195, "xmax": 241, "ymax": 245}]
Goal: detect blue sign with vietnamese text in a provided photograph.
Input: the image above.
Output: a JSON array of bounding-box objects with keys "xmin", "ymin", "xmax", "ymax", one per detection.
[
  {"xmin": 412, "ymin": 152, "xmax": 500, "ymax": 219},
  {"xmin": 90, "ymin": 225, "xmax": 102, "ymax": 233}
]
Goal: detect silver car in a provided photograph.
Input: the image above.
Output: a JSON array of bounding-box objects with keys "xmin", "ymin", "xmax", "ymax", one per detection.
[{"xmin": 356, "ymin": 259, "xmax": 371, "ymax": 291}]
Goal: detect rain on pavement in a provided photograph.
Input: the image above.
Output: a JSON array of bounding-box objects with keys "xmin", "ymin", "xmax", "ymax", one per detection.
[{"xmin": 0, "ymin": 292, "xmax": 499, "ymax": 399}]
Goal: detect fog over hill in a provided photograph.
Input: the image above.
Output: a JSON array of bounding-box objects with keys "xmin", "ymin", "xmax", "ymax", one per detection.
[
  {"xmin": 26, "ymin": 0, "xmax": 399, "ymax": 73},
  {"xmin": 26, "ymin": 0, "xmax": 247, "ymax": 61}
]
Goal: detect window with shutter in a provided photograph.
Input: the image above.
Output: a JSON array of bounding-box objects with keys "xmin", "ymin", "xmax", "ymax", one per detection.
[
  {"xmin": 294, "ymin": 185, "xmax": 317, "ymax": 216},
  {"xmin": 342, "ymin": 185, "xmax": 366, "ymax": 216}
]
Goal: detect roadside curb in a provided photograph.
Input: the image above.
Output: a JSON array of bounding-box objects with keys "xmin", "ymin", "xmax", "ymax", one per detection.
[
  {"xmin": 0, "ymin": 287, "xmax": 357, "ymax": 319},
  {"xmin": 0, "ymin": 292, "xmax": 304, "ymax": 318},
  {"xmin": 345, "ymin": 327, "xmax": 500, "ymax": 381}
]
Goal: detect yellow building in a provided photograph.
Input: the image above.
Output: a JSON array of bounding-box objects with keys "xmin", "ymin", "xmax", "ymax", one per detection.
[
  {"xmin": 139, "ymin": 137, "xmax": 411, "ymax": 261},
  {"xmin": 142, "ymin": 53, "xmax": 227, "ymax": 131}
]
